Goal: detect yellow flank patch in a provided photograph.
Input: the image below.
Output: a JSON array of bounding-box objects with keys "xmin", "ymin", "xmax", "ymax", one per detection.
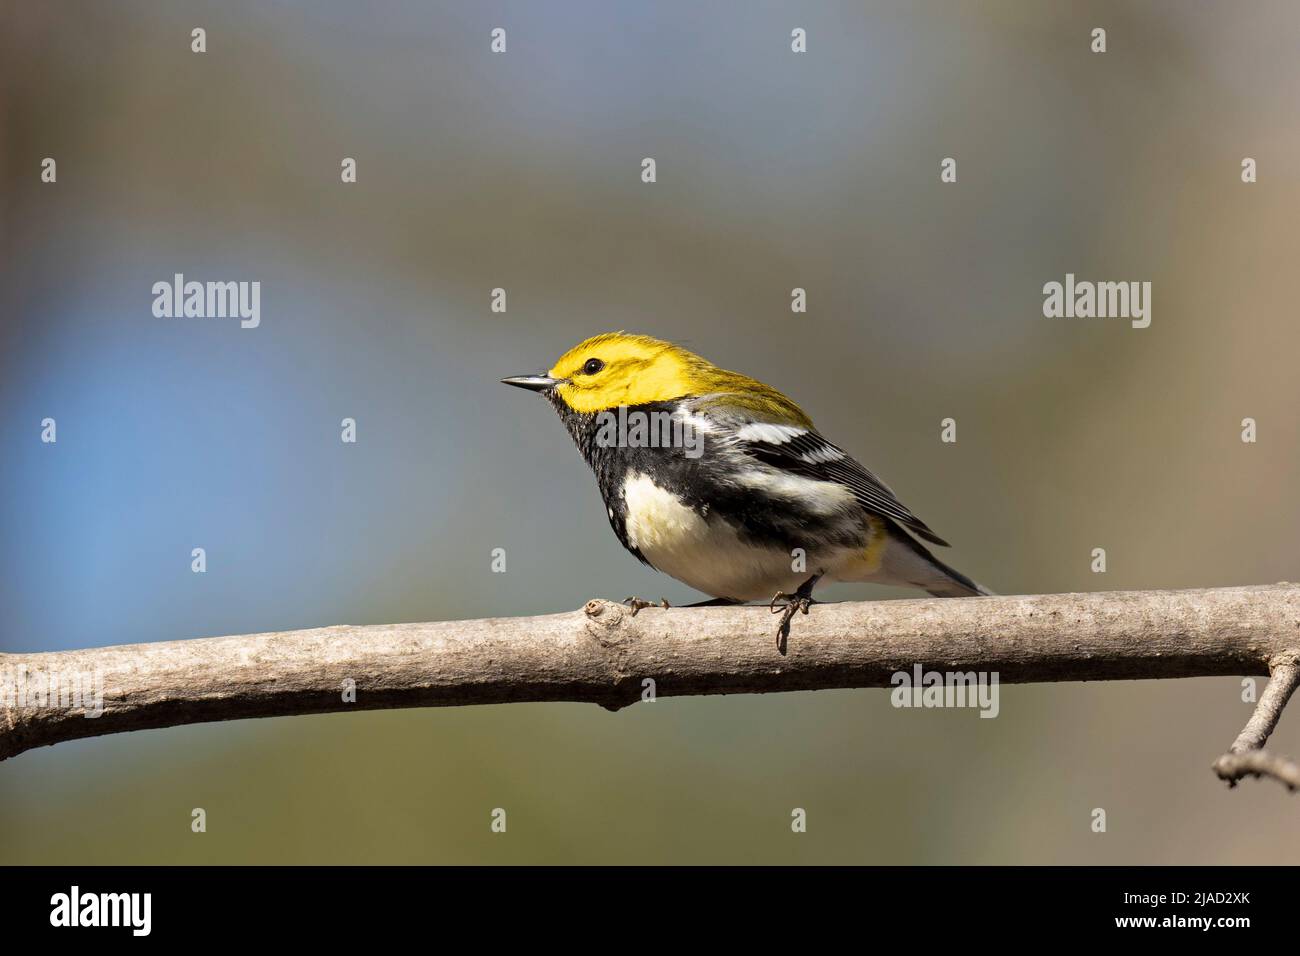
[
  {"xmin": 860, "ymin": 516, "xmax": 888, "ymax": 573},
  {"xmin": 823, "ymin": 516, "xmax": 889, "ymax": 582},
  {"xmin": 547, "ymin": 331, "xmax": 813, "ymax": 426}
]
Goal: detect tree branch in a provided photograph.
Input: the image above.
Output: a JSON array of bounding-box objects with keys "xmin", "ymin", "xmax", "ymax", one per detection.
[{"xmin": 3, "ymin": 585, "xmax": 1299, "ymax": 787}]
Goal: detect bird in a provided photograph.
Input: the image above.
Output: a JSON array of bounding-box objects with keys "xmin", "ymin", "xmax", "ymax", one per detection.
[{"xmin": 502, "ymin": 332, "xmax": 991, "ymax": 652}]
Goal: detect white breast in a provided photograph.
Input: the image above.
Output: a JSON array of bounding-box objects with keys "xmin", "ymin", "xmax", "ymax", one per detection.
[{"xmin": 621, "ymin": 472, "xmax": 806, "ymax": 600}]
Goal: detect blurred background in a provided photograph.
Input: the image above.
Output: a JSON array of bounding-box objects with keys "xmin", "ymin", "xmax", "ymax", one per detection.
[{"xmin": 2, "ymin": 0, "xmax": 1299, "ymax": 864}]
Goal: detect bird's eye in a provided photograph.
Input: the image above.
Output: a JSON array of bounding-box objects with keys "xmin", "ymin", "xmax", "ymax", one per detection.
[{"xmin": 582, "ymin": 358, "xmax": 605, "ymax": 376}]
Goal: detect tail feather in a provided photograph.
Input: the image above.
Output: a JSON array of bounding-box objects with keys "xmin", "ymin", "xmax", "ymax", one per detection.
[
  {"xmin": 921, "ymin": 554, "xmax": 995, "ymax": 597},
  {"xmin": 879, "ymin": 520, "xmax": 994, "ymax": 597}
]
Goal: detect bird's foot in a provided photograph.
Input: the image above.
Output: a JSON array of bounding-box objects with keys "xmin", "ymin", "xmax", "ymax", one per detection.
[
  {"xmin": 768, "ymin": 575, "xmax": 822, "ymax": 655},
  {"xmin": 623, "ymin": 596, "xmax": 670, "ymax": 616}
]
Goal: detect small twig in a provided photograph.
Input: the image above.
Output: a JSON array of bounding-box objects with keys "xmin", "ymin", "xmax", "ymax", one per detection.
[
  {"xmin": 1213, "ymin": 659, "xmax": 1300, "ymax": 791},
  {"xmin": 1212, "ymin": 750, "xmax": 1300, "ymax": 791}
]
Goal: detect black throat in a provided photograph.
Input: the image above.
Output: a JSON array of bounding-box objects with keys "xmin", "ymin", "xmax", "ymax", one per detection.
[{"xmin": 542, "ymin": 394, "xmax": 696, "ymax": 561}]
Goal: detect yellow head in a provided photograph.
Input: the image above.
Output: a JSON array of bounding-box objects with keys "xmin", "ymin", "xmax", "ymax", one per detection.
[{"xmin": 502, "ymin": 332, "xmax": 812, "ymax": 426}]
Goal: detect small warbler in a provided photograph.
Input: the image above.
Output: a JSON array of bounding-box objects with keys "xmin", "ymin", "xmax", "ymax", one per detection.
[{"xmin": 504, "ymin": 332, "xmax": 990, "ymax": 651}]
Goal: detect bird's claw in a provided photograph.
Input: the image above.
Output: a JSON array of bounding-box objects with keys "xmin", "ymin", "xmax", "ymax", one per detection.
[
  {"xmin": 769, "ymin": 590, "xmax": 814, "ymax": 655},
  {"xmin": 623, "ymin": 596, "xmax": 670, "ymax": 616}
]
